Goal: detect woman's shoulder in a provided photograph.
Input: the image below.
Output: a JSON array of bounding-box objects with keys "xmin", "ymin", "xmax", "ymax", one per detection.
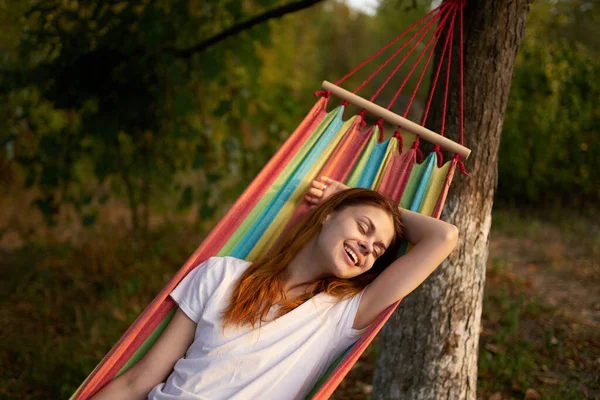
[
  {"xmin": 183, "ymin": 256, "xmax": 252, "ymax": 290},
  {"xmin": 206, "ymin": 256, "xmax": 251, "ymax": 268},
  {"xmin": 200, "ymin": 256, "xmax": 252, "ymax": 276}
]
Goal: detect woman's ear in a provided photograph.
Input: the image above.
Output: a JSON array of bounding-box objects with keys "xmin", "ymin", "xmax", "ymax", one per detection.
[{"xmin": 322, "ymin": 214, "xmax": 331, "ymax": 224}]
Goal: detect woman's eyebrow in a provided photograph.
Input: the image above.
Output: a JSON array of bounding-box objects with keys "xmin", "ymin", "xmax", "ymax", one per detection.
[{"xmin": 363, "ymin": 216, "xmax": 388, "ymax": 250}]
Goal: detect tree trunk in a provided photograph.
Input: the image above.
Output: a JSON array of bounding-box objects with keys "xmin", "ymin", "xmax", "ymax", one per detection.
[{"xmin": 372, "ymin": 2, "xmax": 531, "ymax": 399}]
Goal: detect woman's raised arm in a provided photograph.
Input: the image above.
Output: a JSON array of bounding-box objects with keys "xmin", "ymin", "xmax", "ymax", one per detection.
[
  {"xmin": 354, "ymin": 209, "xmax": 457, "ymax": 329},
  {"xmin": 304, "ymin": 176, "xmax": 458, "ymax": 330},
  {"xmin": 90, "ymin": 307, "xmax": 196, "ymax": 400}
]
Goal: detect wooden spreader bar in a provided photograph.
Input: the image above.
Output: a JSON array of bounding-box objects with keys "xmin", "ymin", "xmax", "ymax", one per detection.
[{"xmin": 322, "ymin": 81, "xmax": 471, "ymax": 159}]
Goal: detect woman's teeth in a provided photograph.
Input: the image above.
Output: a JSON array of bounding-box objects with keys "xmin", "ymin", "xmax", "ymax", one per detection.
[{"xmin": 344, "ymin": 245, "xmax": 358, "ymax": 266}]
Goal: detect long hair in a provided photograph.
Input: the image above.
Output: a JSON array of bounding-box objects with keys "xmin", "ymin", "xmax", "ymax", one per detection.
[{"xmin": 221, "ymin": 188, "xmax": 404, "ymax": 330}]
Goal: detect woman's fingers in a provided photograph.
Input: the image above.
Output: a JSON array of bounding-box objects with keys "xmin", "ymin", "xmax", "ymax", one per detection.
[
  {"xmin": 304, "ymin": 184, "xmax": 325, "ymax": 206},
  {"xmin": 308, "ymin": 187, "xmax": 323, "ymax": 197},
  {"xmin": 304, "ymin": 193, "xmax": 319, "ymax": 205},
  {"xmin": 305, "ymin": 176, "xmax": 343, "ymax": 206},
  {"xmin": 311, "ymin": 179, "xmax": 327, "ymax": 192},
  {"xmin": 321, "ymin": 176, "xmax": 335, "ymax": 185}
]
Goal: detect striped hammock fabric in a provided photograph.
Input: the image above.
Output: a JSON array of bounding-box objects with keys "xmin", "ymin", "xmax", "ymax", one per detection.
[{"xmin": 71, "ymin": 97, "xmax": 456, "ymax": 399}]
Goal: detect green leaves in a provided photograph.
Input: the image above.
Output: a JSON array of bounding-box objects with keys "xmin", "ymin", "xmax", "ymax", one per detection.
[
  {"xmin": 178, "ymin": 186, "xmax": 193, "ymax": 211},
  {"xmin": 498, "ymin": 0, "xmax": 600, "ymax": 206},
  {"xmin": 213, "ymin": 100, "xmax": 232, "ymax": 117}
]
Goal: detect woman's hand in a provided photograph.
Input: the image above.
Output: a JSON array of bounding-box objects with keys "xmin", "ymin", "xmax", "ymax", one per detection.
[{"xmin": 304, "ymin": 176, "xmax": 348, "ymax": 207}]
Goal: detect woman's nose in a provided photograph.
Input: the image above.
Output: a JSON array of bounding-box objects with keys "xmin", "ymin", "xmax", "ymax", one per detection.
[{"xmin": 358, "ymin": 240, "xmax": 373, "ymax": 254}]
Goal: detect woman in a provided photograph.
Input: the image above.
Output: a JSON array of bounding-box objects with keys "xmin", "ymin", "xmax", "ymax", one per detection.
[{"xmin": 91, "ymin": 176, "xmax": 458, "ymax": 400}]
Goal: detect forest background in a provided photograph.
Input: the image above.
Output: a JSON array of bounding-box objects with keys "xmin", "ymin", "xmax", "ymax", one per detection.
[{"xmin": 0, "ymin": 0, "xmax": 598, "ymax": 399}]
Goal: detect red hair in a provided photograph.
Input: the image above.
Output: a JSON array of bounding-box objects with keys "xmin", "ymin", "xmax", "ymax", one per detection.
[{"xmin": 221, "ymin": 188, "xmax": 404, "ymax": 330}]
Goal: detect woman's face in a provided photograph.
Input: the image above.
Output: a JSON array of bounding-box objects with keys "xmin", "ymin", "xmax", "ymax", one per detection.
[{"xmin": 316, "ymin": 204, "xmax": 395, "ymax": 279}]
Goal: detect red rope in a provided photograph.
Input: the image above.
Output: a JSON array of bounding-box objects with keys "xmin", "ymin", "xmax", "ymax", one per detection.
[
  {"xmin": 439, "ymin": 11, "xmax": 456, "ymax": 139},
  {"xmin": 411, "ymin": 136, "xmax": 424, "ymax": 163},
  {"xmin": 456, "ymin": 0, "xmax": 468, "ymax": 176},
  {"xmin": 370, "ymin": 5, "xmax": 453, "ymax": 104},
  {"xmin": 358, "ymin": 109, "xmax": 367, "ymax": 129},
  {"xmin": 454, "ymin": 153, "xmax": 469, "ymax": 176},
  {"xmin": 314, "ymin": 90, "xmax": 330, "ymax": 98},
  {"xmin": 323, "ymin": 0, "xmax": 469, "ymax": 175},
  {"xmin": 393, "ymin": 127, "xmax": 404, "ymax": 153},
  {"xmin": 354, "ymin": 9, "xmax": 444, "ymax": 97},
  {"xmin": 399, "ymin": 4, "xmax": 457, "ymax": 117},
  {"xmin": 376, "ymin": 118, "xmax": 385, "ymax": 142},
  {"xmin": 421, "ymin": 6, "xmax": 456, "ymax": 128},
  {"xmin": 388, "ymin": 4, "xmax": 454, "ymax": 161},
  {"xmin": 435, "ymin": 5, "xmax": 458, "ymax": 167},
  {"xmin": 334, "ymin": 3, "xmax": 450, "ymax": 88}
]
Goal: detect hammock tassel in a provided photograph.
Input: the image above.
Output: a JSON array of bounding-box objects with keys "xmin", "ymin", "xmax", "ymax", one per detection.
[
  {"xmin": 454, "ymin": 154, "xmax": 469, "ymax": 176},
  {"xmin": 412, "ymin": 137, "xmax": 424, "ymax": 164},
  {"xmin": 433, "ymin": 145, "xmax": 444, "ymax": 168},
  {"xmin": 376, "ymin": 118, "xmax": 385, "ymax": 142},
  {"xmin": 393, "ymin": 128, "xmax": 403, "ymax": 153}
]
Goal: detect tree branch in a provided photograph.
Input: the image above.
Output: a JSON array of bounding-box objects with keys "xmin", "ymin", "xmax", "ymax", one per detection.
[{"xmin": 172, "ymin": 0, "xmax": 326, "ymax": 58}]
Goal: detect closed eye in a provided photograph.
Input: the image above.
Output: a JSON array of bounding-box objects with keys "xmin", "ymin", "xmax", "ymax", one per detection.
[
  {"xmin": 357, "ymin": 223, "xmax": 383, "ymax": 258},
  {"xmin": 357, "ymin": 222, "xmax": 367, "ymax": 234},
  {"xmin": 358, "ymin": 221, "xmax": 384, "ymax": 257}
]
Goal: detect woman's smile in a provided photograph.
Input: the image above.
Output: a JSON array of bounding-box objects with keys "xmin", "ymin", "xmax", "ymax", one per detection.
[
  {"xmin": 342, "ymin": 244, "xmax": 356, "ymax": 267},
  {"xmin": 342, "ymin": 242, "xmax": 361, "ymax": 267}
]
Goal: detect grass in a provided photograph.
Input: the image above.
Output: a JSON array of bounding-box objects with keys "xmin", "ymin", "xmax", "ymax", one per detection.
[
  {"xmin": 0, "ymin": 221, "xmax": 203, "ymax": 399},
  {"xmin": 479, "ymin": 208, "xmax": 600, "ymax": 400}
]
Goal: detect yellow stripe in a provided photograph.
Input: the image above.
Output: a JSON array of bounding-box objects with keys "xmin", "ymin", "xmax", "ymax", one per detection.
[{"xmin": 419, "ymin": 159, "xmax": 451, "ymax": 216}]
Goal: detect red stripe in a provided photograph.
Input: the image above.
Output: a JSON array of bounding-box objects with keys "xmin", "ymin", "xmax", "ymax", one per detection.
[{"xmin": 378, "ymin": 147, "xmax": 416, "ymax": 201}]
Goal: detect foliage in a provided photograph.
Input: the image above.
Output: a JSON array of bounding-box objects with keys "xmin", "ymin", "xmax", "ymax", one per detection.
[
  {"xmin": 0, "ymin": 0, "xmax": 597, "ymax": 237},
  {"xmin": 0, "ymin": 0, "xmax": 289, "ymax": 236},
  {"xmin": 498, "ymin": 0, "xmax": 600, "ymax": 206},
  {"xmin": 0, "ymin": 0, "xmax": 441, "ymax": 238}
]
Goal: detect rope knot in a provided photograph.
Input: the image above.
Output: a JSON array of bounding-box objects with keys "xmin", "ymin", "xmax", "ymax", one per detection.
[
  {"xmin": 433, "ymin": 144, "xmax": 443, "ymax": 167},
  {"xmin": 454, "ymin": 154, "xmax": 469, "ymax": 176},
  {"xmin": 358, "ymin": 109, "xmax": 368, "ymax": 129},
  {"xmin": 393, "ymin": 128, "xmax": 403, "ymax": 153},
  {"xmin": 314, "ymin": 90, "xmax": 330, "ymax": 99},
  {"xmin": 376, "ymin": 118, "xmax": 385, "ymax": 142},
  {"xmin": 412, "ymin": 137, "xmax": 423, "ymax": 163}
]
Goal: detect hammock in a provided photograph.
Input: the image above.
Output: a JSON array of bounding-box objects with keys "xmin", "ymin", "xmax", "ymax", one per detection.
[{"xmin": 72, "ymin": 1, "xmax": 471, "ymax": 398}]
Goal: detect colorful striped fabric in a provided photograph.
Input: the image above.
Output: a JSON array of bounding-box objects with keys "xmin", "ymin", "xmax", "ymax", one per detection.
[{"xmin": 71, "ymin": 100, "xmax": 457, "ymax": 399}]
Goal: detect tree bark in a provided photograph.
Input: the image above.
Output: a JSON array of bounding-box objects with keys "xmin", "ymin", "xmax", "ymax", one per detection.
[{"xmin": 372, "ymin": 2, "xmax": 532, "ymax": 399}]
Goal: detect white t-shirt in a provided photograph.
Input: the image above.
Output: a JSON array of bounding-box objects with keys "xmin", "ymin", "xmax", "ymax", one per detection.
[{"xmin": 147, "ymin": 256, "xmax": 369, "ymax": 400}]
